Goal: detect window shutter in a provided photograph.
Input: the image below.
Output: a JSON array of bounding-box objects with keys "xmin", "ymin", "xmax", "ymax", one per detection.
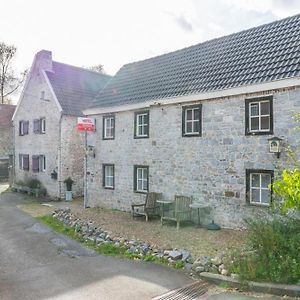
[
  {"xmin": 24, "ymin": 121, "xmax": 29, "ymax": 135},
  {"xmin": 145, "ymin": 112, "xmax": 149, "ymax": 136},
  {"xmin": 23, "ymin": 155, "xmax": 29, "ymax": 171},
  {"xmin": 19, "ymin": 154, "xmax": 22, "ymax": 169},
  {"xmin": 33, "ymin": 119, "xmax": 40, "ymax": 134},
  {"xmin": 19, "ymin": 121, "xmax": 22, "ymax": 136},
  {"xmin": 32, "ymin": 155, "xmax": 39, "ymax": 172}
]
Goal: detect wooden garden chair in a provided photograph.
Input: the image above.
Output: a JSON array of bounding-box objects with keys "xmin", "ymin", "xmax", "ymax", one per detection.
[
  {"xmin": 161, "ymin": 195, "xmax": 193, "ymax": 229},
  {"xmin": 131, "ymin": 192, "xmax": 162, "ymax": 222}
]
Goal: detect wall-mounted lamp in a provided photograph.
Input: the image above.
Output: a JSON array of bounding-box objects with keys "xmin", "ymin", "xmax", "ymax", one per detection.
[{"xmin": 268, "ymin": 136, "xmax": 283, "ymax": 158}]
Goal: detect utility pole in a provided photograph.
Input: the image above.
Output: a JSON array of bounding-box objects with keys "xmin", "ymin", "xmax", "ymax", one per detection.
[{"xmin": 84, "ymin": 130, "xmax": 88, "ymax": 208}]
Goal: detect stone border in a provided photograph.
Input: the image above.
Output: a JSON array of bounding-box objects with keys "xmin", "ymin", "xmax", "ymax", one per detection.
[{"xmin": 199, "ymin": 272, "xmax": 300, "ymax": 298}]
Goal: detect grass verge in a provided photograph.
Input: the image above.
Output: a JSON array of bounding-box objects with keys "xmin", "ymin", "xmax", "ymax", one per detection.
[{"xmin": 37, "ymin": 215, "xmax": 180, "ymax": 268}]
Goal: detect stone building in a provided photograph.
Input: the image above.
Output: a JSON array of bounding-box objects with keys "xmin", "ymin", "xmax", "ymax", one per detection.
[
  {"xmin": 0, "ymin": 104, "xmax": 16, "ymax": 180},
  {"xmin": 84, "ymin": 15, "xmax": 300, "ymax": 228},
  {"xmin": 12, "ymin": 50, "xmax": 111, "ymax": 198}
]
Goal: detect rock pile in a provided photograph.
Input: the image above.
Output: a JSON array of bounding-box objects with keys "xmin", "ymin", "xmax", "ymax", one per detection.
[{"xmin": 52, "ymin": 208, "xmax": 229, "ymax": 276}]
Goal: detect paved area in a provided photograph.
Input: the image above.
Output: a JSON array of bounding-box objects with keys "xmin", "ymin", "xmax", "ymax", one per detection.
[
  {"xmin": 0, "ymin": 187, "xmax": 192, "ymax": 300},
  {"xmin": 0, "ymin": 185, "xmax": 291, "ymax": 300}
]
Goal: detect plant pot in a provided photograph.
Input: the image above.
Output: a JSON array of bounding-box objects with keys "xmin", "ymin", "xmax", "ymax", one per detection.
[{"xmin": 65, "ymin": 191, "xmax": 73, "ymax": 201}]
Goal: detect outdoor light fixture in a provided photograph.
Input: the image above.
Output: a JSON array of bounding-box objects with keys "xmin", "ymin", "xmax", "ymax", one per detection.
[{"xmin": 268, "ymin": 136, "xmax": 283, "ymax": 158}]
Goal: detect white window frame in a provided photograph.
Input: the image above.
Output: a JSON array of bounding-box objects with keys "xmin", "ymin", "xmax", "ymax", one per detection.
[
  {"xmin": 103, "ymin": 164, "xmax": 114, "ymax": 189},
  {"xmin": 104, "ymin": 116, "xmax": 114, "ymax": 139},
  {"xmin": 39, "ymin": 155, "xmax": 46, "ymax": 172},
  {"xmin": 135, "ymin": 112, "xmax": 149, "ymax": 138},
  {"xmin": 21, "ymin": 155, "xmax": 25, "ymax": 170},
  {"xmin": 249, "ymin": 172, "xmax": 272, "ymax": 206},
  {"xmin": 41, "ymin": 118, "xmax": 46, "ymax": 134},
  {"xmin": 135, "ymin": 166, "xmax": 148, "ymax": 193},
  {"xmin": 249, "ymin": 100, "xmax": 270, "ymax": 132},
  {"xmin": 185, "ymin": 107, "xmax": 200, "ymax": 135}
]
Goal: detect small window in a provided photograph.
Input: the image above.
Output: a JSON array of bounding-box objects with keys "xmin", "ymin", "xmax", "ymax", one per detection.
[
  {"xmin": 103, "ymin": 115, "xmax": 115, "ymax": 139},
  {"xmin": 33, "ymin": 118, "xmax": 46, "ymax": 134},
  {"xmin": 19, "ymin": 120, "xmax": 29, "ymax": 136},
  {"xmin": 32, "ymin": 155, "xmax": 46, "ymax": 172},
  {"xmin": 41, "ymin": 118, "xmax": 46, "ymax": 134},
  {"xmin": 245, "ymin": 96, "xmax": 273, "ymax": 135},
  {"xmin": 134, "ymin": 165, "xmax": 149, "ymax": 193},
  {"xmin": 19, "ymin": 154, "xmax": 29, "ymax": 171},
  {"xmin": 103, "ymin": 164, "xmax": 114, "ymax": 189},
  {"xmin": 246, "ymin": 169, "xmax": 273, "ymax": 206},
  {"xmin": 40, "ymin": 91, "xmax": 45, "ymax": 100},
  {"xmin": 134, "ymin": 111, "xmax": 149, "ymax": 138},
  {"xmin": 40, "ymin": 155, "xmax": 46, "ymax": 172},
  {"xmin": 182, "ymin": 105, "xmax": 202, "ymax": 137}
]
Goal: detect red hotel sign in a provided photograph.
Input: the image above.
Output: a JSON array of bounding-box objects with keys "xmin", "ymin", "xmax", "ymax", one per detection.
[{"xmin": 77, "ymin": 117, "xmax": 96, "ymax": 131}]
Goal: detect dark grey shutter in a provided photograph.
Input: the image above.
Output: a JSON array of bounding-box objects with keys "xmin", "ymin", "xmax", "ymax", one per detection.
[
  {"xmin": 19, "ymin": 154, "xmax": 22, "ymax": 169},
  {"xmin": 19, "ymin": 121, "xmax": 23, "ymax": 136},
  {"xmin": 145, "ymin": 112, "xmax": 149, "ymax": 137},
  {"xmin": 23, "ymin": 155, "xmax": 29, "ymax": 171},
  {"xmin": 33, "ymin": 119, "xmax": 40, "ymax": 134},
  {"xmin": 32, "ymin": 155, "xmax": 39, "ymax": 172},
  {"xmin": 133, "ymin": 166, "xmax": 137, "ymax": 191},
  {"xmin": 24, "ymin": 121, "xmax": 29, "ymax": 135}
]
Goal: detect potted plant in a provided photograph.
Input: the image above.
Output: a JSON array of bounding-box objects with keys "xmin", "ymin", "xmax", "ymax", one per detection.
[{"xmin": 64, "ymin": 177, "xmax": 74, "ymax": 201}]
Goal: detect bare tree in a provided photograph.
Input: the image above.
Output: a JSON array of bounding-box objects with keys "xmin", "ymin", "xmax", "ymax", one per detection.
[
  {"xmin": 88, "ymin": 64, "xmax": 105, "ymax": 74},
  {"xmin": 0, "ymin": 42, "xmax": 27, "ymax": 104}
]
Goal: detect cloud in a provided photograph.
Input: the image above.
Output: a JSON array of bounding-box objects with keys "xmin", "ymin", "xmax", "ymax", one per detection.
[{"xmin": 174, "ymin": 14, "xmax": 194, "ymax": 32}]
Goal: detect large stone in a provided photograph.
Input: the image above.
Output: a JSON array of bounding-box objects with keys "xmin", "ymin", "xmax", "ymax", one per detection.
[
  {"xmin": 181, "ymin": 250, "xmax": 191, "ymax": 262},
  {"xmin": 195, "ymin": 266, "xmax": 205, "ymax": 273},
  {"xmin": 168, "ymin": 250, "xmax": 183, "ymax": 260},
  {"xmin": 211, "ymin": 256, "xmax": 222, "ymax": 266}
]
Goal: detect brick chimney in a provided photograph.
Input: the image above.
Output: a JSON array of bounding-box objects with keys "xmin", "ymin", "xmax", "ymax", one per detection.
[{"xmin": 34, "ymin": 50, "xmax": 53, "ymax": 72}]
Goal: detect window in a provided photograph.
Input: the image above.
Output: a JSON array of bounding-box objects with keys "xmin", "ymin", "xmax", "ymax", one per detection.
[
  {"xmin": 103, "ymin": 164, "xmax": 114, "ymax": 189},
  {"xmin": 134, "ymin": 111, "xmax": 149, "ymax": 138},
  {"xmin": 40, "ymin": 91, "xmax": 45, "ymax": 100},
  {"xmin": 103, "ymin": 115, "xmax": 115, "ymax": 139},
  {"xmin": 32, "ymin": 155, "xmax": 46, "ymax": 172},
  {"xmin": 33, "ymin": 118, "xmax": 46, "ymax": 134},
  {"xmin": 246, "ymin": 169, "xmax": 274, "ymax": 206},
  {"xmin": 182, "ymin": 105, "xmax": 202, "ymax": 136},
  {"xmin": 134, "ymin": 165, "xmax": 149, "ymax": 193},
  {"xmin": 19, "ymin": 154, "xmax": 29, "ymax": 171},
  {"xmin": 19, "ymin": 120, "xmax": 29, "ymax": 136},
  {"xmin": 41, "ymin": 118, "xmax": 46, "ymax": 133},
  {"xmin": 245, "ymin": 96, "xmax": 273, "ymax": 135}
]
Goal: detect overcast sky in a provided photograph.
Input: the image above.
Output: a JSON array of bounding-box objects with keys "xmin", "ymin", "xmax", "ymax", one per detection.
[{"xmin": 1, "ymin": 0, "xmax": 300, "ymax": 78}]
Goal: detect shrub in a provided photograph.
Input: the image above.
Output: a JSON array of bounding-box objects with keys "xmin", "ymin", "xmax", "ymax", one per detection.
[
  {"xmin": 26, "ymin": 178, "xmax": 41, "ymax": 189},
  {"xmin": 64, "ymin": 177, "xmax": 74, "ymax": 191},
  {"xmin": 271, "ymin": 168, "xmax": 300, "ymax": 213},
  {"xmin": 230, "ymin": 217, "xmax": 300, "ymax": 284}
]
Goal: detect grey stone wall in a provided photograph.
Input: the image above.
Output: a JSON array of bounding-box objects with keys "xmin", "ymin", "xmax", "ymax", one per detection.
[
  {"xmin": 86, "ymin": 87, "xmax": 300, "ymax": 228},
  {"xmin": 14, "ymin": 68, "xmax": 86, "ymax": 199},
  {"xmin": 60, "ymin": 115, "xmax": 85, "ymax": 198},
  {"xmin": 13, "ymin": 69, "xmax": 61, "ymax": 197}
]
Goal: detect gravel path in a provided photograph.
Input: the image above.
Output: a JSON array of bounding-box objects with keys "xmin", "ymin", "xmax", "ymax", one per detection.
[{"xmin": 28, "ymin": 197, "xmax": 247, "ymax": 258}]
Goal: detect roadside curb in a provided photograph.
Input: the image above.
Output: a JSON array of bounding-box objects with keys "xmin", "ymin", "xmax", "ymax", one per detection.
[{"xmin": 199, "ymin": 272, "xmax": 300, "ymax": 298}]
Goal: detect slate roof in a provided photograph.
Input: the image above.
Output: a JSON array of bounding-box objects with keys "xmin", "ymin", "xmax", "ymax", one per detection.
[
  {"xmin": 0, "ymin": 104, "xmax": 16, "ymax": 126},
  {"xmin": 92, "ymin": 14, "xmax": 300, "ymax": 109},
  {"xmin": 46, "ymin": 62, "xmax": 111, "ymax": 116}
]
